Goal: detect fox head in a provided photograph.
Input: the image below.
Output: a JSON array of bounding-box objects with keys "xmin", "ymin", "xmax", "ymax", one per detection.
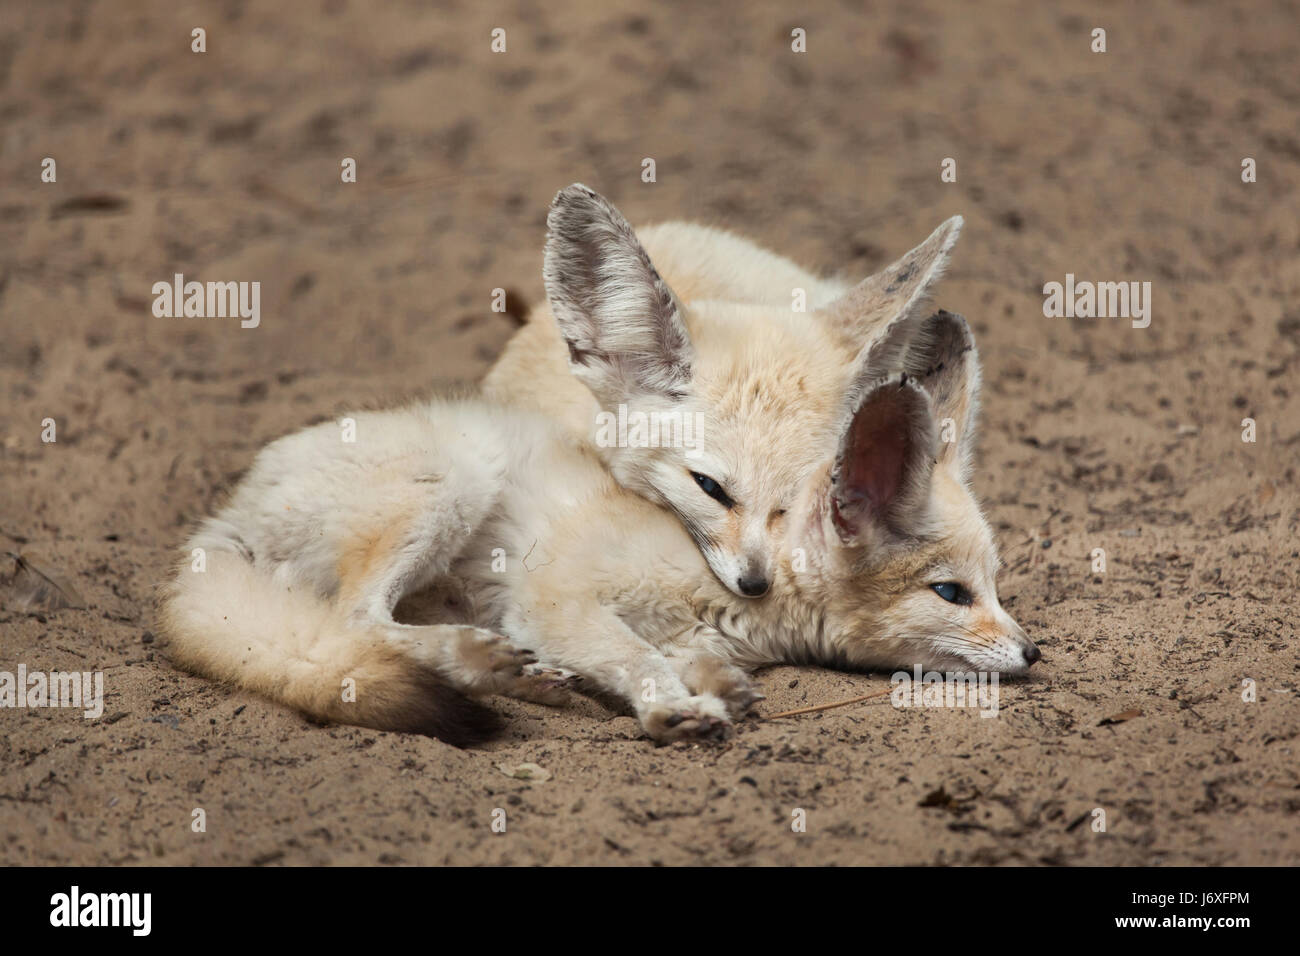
[
  {"xmin": 789, "ymin": 308, "xmax": 1041, "ymax": 674},
  {"xmin": 542, "ymin": 184, "xmax": 962, "ymax": 601}
]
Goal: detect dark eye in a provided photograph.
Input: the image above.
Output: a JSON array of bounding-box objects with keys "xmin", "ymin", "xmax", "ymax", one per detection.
[
  {"xmin": 690, "ymin": 471, "xmax": 734, "ymax": 509},
  {"xmin": 931, "ymin": 582, "xmax": 973, "ymax": 606}
]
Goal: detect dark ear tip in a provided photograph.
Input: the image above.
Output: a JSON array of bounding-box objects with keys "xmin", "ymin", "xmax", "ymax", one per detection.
[
  {"xmin": 552, "ymin": 183, "xmax": 600, "ymax": 208},
  {"xmin": 547, "ymin": 186, "xmax": 599, "ymax": 238},
  {"xmin": 927, "ymin": 309, "xmax": 974, "ymax": 343}
]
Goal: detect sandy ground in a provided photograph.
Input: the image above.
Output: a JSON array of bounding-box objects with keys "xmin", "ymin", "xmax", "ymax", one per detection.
[{"xmin": 2, "ymin": 0, "xmax": 1298, "ymax": 866}]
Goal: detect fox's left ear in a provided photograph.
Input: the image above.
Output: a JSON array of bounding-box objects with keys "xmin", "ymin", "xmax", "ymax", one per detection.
[
  {"xmin": 829, "ymin": 376, "xmax": 936, "ymax": 547},
  {"xmin": 905, "ymin": 310, "xmax": 981, "ymax": 482},
  {"xmin": 543, "ymin": 183, "xmax": 694, "ymax": 405}
]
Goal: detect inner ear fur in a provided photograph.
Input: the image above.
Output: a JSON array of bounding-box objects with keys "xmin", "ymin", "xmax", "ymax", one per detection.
[{"xmin": 542, "ymin": 183, "xmax": 694, "ymax": 404}]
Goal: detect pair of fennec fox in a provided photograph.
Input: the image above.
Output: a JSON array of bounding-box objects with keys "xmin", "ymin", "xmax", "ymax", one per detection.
[{"xmin": 161, "ymin": 185, "xmax": 1040, "ymax": 746}]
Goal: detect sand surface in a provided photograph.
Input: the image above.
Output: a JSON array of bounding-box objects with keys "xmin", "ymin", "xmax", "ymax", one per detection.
[{"xmin": 2, "ymin": 0, "xmax": 1297, "ymax": 865}]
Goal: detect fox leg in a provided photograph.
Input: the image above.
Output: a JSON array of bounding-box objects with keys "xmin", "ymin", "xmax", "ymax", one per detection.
[
  {"xmin": 386, "ymin": 625, "xmax": 577, "ymax": 707},
  {"xmin": 327, "ymin": 481, "xmax": 565, "ymax": 701},
  {"xmin": 507, "ymin": 604, "xmax": 732, "ymax": 743},
  {"xmin": 508, "ymin": 663, "xmax": 583, "ymax": 706},
  {"xmin": 668, "ymin": 652, "xmax": 765, "ymax": 719},
  {"xmin": 169, "ymin": 410, "xmax": 565, "ymax": 742},
  {"xmin": 384, "ymin": 623, "xmax": 533, "ymax": 692}
]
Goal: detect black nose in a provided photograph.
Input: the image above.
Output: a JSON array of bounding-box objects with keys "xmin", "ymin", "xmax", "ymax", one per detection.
[
  {"xmin": 737, "ymin": 574, "xmax": 769, "ymax": 597},
  {"xmin": 1023, "ymin": 643, "xmax": 1041, "ymax": 665}
]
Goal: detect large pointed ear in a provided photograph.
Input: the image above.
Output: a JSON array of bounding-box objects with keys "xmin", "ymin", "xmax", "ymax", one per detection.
[
  {"xmin": 817, "ymin": 216, "xmax": 963, "ymax": 361},
  {"xmin": 904, "ymin": 310, "xmax": 981, "ymax": 481},
  {"xmin": 542, "ymin": 184, "xmax": 693, "ymax": 405},
  {"xmin": 829, "ymin": 376, "xmax": 937, "ymax": 546}
]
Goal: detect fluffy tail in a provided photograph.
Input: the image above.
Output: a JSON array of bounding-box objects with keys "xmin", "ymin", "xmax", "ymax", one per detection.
[{"xmin": 159, "ymin": 549, "xmax": 501, "ymax": 746}]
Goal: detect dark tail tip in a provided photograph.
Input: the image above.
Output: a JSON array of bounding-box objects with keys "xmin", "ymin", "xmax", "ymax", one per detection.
[{"xmin": 371, "ymin": 667, "xmax": 504, "ymax": 748}]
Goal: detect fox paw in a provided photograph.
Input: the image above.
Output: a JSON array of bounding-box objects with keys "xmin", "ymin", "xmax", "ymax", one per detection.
[
  {"xmin": 677, "ymin": 657, "xmax": 763, "ymax": 719},
  {"xmin": 718, "ymin": 681, "xmax": 765, "ymax": 719},
  {"xmin": 445, "ymin": 627, "xmax": 536, "ymax": 694},
  {"xmin": 503, "ymin": 663, "xmax": 581, "ymax": 706},
  {"xmin": 699, "ymin": 667, "xmax": 764, "ymax": 719},
  {"xmin": 642, "ymin": 696, "xmax": 733, "ymax": 744}
]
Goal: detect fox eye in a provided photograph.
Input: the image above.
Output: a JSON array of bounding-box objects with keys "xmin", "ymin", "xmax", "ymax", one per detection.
[
  {"xmin": 690, "ymin": 471, "xmax": 734, "ymax": 509},
  {"xmin": 931, "ymin": 582, "xmax": 973, "ymax": 606}
]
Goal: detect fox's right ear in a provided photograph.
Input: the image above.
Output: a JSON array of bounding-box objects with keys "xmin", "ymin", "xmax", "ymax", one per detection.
[
  {"xmin": 829, "ymin": 376, "xmax": 936, "ymax": 547},
  {"xmin": 817, "ymin": 216, "xmax": 963, "ymax": 368},
  {"xmin": 543, "ymin": 184, "xmax": 694, "ymax": 404}
]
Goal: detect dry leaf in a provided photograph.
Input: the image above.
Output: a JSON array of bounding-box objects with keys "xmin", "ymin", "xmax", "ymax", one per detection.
[
  {"xmin": 497, "ymin": 762, "xmax": 550, "ymax": 782},
  {"xmin": 1, "ymin": 552, "xmax": 86, "ymax": 612}
]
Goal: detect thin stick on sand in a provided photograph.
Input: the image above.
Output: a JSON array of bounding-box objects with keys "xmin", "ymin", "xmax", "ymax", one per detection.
[{"xmin": 764, "ymin": 687, "xmax": 893, "ymax": 719}]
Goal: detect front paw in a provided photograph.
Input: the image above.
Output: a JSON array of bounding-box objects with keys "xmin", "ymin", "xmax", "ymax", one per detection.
[
  {"xmin": 504, "ymin": 663, "xmax": 582, "ymax": 706},
  {"xmin": 713, "ymin": 673, "xmax": 765, "ymax": 719},
  {"xmin": 642, "ymin": 695, "xmax": 732, "ymax": 744}
]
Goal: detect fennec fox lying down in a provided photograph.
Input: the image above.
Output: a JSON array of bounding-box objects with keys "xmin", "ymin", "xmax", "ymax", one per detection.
[
  {"xmin": 162, "ymin": 188, "xmax": 1038, "ymax": 745},
  {"xmin": 487, "ymin": 187, "xmax": 969, "ymax": 602}
]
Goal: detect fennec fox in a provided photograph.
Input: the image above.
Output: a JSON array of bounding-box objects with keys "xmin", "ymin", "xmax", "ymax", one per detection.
[
  {"xmin": 161, "ymin": 188, "xmax": 1038, "ymax": 746},
  {"xmin": 484, "ymin": 186, "xmax": 963, "ymax": 600}
]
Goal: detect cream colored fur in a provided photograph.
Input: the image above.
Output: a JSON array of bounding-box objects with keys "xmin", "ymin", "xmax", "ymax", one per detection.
[
  {"xmin": 485, "ymin": 188, "xmax": 960, "ymax": 600},
  {"xmin": 161, "ymin": 185, "xmax": 1037, "ymax": 746}
]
